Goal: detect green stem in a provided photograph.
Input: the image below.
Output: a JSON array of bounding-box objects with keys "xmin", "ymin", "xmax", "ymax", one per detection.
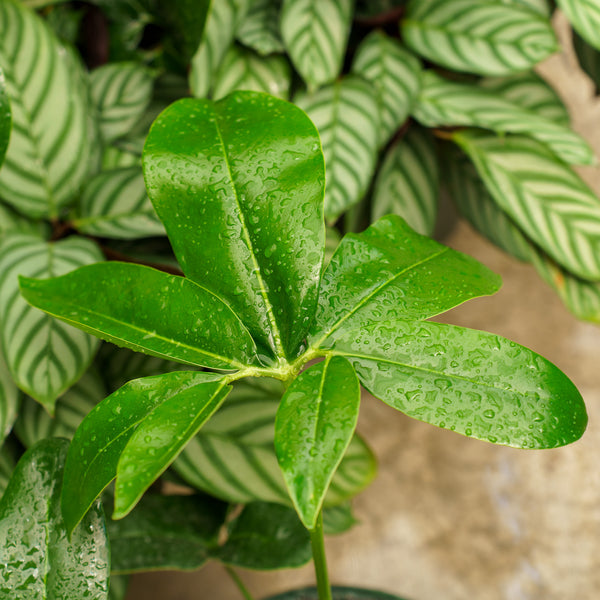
[
  {"xmin": 310, "ymin": 510, "xmax": 333, "ymax": 600},
  {"xmin": 225, "ymin": 566, "xmax": 255, "ymax": 600}
]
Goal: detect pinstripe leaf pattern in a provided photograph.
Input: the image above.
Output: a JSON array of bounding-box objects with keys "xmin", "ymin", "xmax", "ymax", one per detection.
[
  {"xmin": 0, "ymin": 203, "xmax": 48, "ymax": 244},
  {"xmin": 90, "ymin": 63, "xmax": 154, "ymax": 143},
  {"xmin": 0, "ymin": 0, "xmax": 99, "ymax": 218},
  {"xmin": 351, "ymin": 31, "xmax": 422, "ymax": 146},
  {"xmin": 509, "ymin": 0, "xmax": 550, "ymax": 15},
  {"xmin": 0, "ymin": 66, "xmax": 9, "ymax": 168},
  {"xmin": 0, "ymin": 442, "xmax": 16, "ymax": 498},
  {"xmin": 236, "ymin": 0, "xmax": 284, "ymax": 56},
  {"xmin": 372, "ymin": 125, "xmax": 438, "ymax": 236},
  {"xmin": 415, "ymin": 71, "xmax": 594, "ymax": 165},
  {"xmin": 295, "ymin": 77, "xmax": 380, "ymax": 222},
  {"xmin": 454, "ymin": 130, "xmax": 600, "ymax": 281},
  {"xmin": 102, "ymin": 145, "xmax": 140, "ymax": 170},
  {"xmin": 212, "ymin": 45, "xmax": 291, "ymax": 100},
  {"xmin": 173, "ymin": 379, "xmax": 376, "ymax": 506},
  {"xmin": 0, "ymin": 234, "xmax": 103, "ymax": 413},
  {"xmin": 557, "ymin": 0, "xmax": 600, "ymax": 51},
  {"xmin": 0, "ymin": 348, "xmax": 19, "ymax": 446},
  {"xmin": 281, "ymin": 0, "xmax": 353, "ymax": 91},
  {"xmin": 402, "ymin": 0, "xmax": 558, "ymax": 76},
  {"xmin": 73, "ymin": 167, "xmax": 165, "ymax": 239}
]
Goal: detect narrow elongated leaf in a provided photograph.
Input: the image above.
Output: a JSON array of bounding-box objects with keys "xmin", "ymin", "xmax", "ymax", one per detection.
[
  {"xmin": 281, "ymin": 0, "xmax": 353, "ymax": 91},
  {"xmin": 329, "ymin": 319, "xmax": 587, "ymax": 448},
  {"xmin": 371, "ymin": 126, "xmax": 438, "ymax": 235},
  {"xmin": 454, "ymin": 130, "xmax": 600, "ymax": 281},
  {"xmin": 557, "ymin": 0, "xmax": 600, "ymax": 51},
  {"xmin": 295, "ymin": 77, "xmax": 379, "ymax": 222},
  {"xmin": 0, "ymin": 349, "xmax": 19, "ymax": 446},
  {"xmin": 415, "ymin": 71, "xmax": 594, "ymax": 166},
  {"xmin": 20, "ymin": 261, "xmax": 259, "ymax": 370},
  {"xmin": 0, "ymin": 438, "xmax": 109, "ymax": 599},
  {"xmin": 143, "ymin": 94, "xmax": 325, "ymax": 360},
  {"xmin": 0, "ymin": 234, "xmax": 102, "ymax": 412},
  {"xmin": 275, "ymin": 356, "xmax": 360, "ymax": 529},
  {"xmin": 0, "ymin": 67, "xmax": 10, "ymax": 167},
  {"xmin": 236, "ymin": 0, "xmax": 284, "ymax": 55},
  {"xmin": 0, "ymin": 0, "xmax": 99, "ymax": 218},
  {"xmin": 402, "ymin": 0, "xmax": 557, "ymax": 76},
  {"xmin": 73, "ymin": 167, "xmax": 165, "ymax": 239},
  {"xmin": 351, "ymin": 31, "xmax": 421, "ymax": 146},
  {"xmin": 308, "ymin": 216, "xmax": 501, "ymax": 348}
]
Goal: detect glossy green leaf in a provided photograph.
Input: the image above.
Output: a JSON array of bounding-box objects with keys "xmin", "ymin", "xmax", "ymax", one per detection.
[
  {"xmin": 73, "ymin": 167, "xmax": 165, "ymax": 239},
  {"xmin": 0, "ymin": 347, "xmax": 19, "ymax": 446},
  {"xmin": 351, "ymin": 31, "xmax": 421, "ymax": 146},
  {"xmin": 0, "ymin": 66, "xmax": 10, "ymax": 168},
  {"xmin": 0, "ymin": 438, "xmax": 109, "ymax": 599},
  {"xmin": 61, "ymin": 370, "xmax": 224, "ymax": 534},
  {"xmin": 371, "ymin": 125, "xmax": 438, "ymax": 236},
  {"xmin": 281, "ymin": 0, "xmax": 353, "ymax": 91},
  {"xmin": 0, "ymin": 0, "xmax": 99, "ymax": 218},
  {"xmin": 308, "ymin": 216, "xmax": 501, "ymax": 348},
  {"xmin": 324, "ymin": 226, "xmax": 341, "ymax": 270},
  {"xmin": 143, "ymin": 93, "xmax": 325, "ymax": 360},
  {"xmin": 323, "ymin": 502, "xmax": 357, "ymax": 535},
  {"xmin": 20, "ymin": 261, "xmax": 259, "ymax": 371},
  {"xmin": 402, "ymin": 0, "xmax": 557, "ymax": 76},
  {"xmin": 0, "ymin": 234, "xmax": 102, "ymax": 412},
  {"xmin": 415, "ymin": 71, "xmax": 594, "ymax": 166},
  {"xmin": 557, "ymin": 0, "xmax": 600, "ymax": 51},
  {"xmin": 295, "ymin": 77, "xmax": 379, "ymax": 223},
  {"xmin": 275, "ymin": 356, "xmax": 360, "ymax": 529},
  {"xmin": 161, "ymin": 0, "xmax": 211, "ymax": 61},
  {"xmin": 236, "ymin": 0, "xmax": 285, "ymax": 55},
  {"xmin": 453, "ymin": 130, "xmax": 600, "ymax": 281},
  {"xmin": 212, "ymin": 502, "xmax": 312, "ymax": 569},
  {"xmin": 108, "ymin": 493, "xmax": 227, "ymax": 573}
]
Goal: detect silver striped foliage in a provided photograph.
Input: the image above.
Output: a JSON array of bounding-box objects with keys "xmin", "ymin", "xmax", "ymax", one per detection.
[
  {"xmin": 295, "ymin": 77, "xmax": 380, "ymax": 222},
  {"xmin": 173, "ymin": 378, "xmax": 376, "ymax": 507},
  {"xmin": 89, "ymin": 62, "xmax": 154, "ymax": 144},
  {"xmin": 280, "ymin": 0, "xmax": 353, "ymax": 91},
  {"xmin": 0, "ymin": 234, "xmax": 103, "ymax": 413},
  {"xmin": 351, "ymin": 31, "xmax": 422, "ymax": 147},
  {"xmin": 189, "ymin": 0, "xmax": 251, "ymax": 98},
  {"xmin": 0, "ymin": 66, "xmax": 9, "ymax": 168},
  {"xmin": 0, "ymin": 347, "xmax": 19, "ymax": 446},
  {"xmin": 402, "ymin": 0, "xmax": 558, "ymax": 76},
  {"xmin": 0, "ymin": 0, "xmax": 99, "ymax": 218},
  {"xmin": 415, "ymin": 71, "xmax": 594, "ymax": 166},
  {"xmin": 573, "ymin": 30, "xmax": 600, "ymax": 92},
  {"xmin": 236, "ymin": 0, "xmax": 284, "ymax": 56},
  {"xmin": 212, "ymin": 45, "xmax": 291, "ymax": 101},
  {"xmin": 0, "ymin": 202, "xmax": 48, "ymax": 244},
  {"xmin": 0, "ymin": 442, "xmax": 16, "ymax": 498},
  {"xmin": 372, "ymin": 125, "xmax": 438, "ymax": 236},
  {"xmin": 557, "ymin": 0, "xmax": 600, "ymax": 51},
  {"xmin": 101, "ymin": 145, "xmax": 140, "ymax": 170},
  {"xmin": 73, "ymin": 166, "xmax": 165, "ymax": 240},
  {"xmin": 454, "ymin": 130, "xmax": 600, "ymax": 281},
  {"xmin": 506, "ymin": 0, "xmax": 550, "ymax": 15}
]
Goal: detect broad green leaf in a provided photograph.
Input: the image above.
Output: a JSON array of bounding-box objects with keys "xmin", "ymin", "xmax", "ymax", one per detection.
[
  {"xmin": 160, "ymin": 0, "xmax": 211, "ymax": 61},
  {"xmin": 0, "ymin": 234, "xmax": 102, "ymax": 412},
  {"xmin": 61, "ymin": 370, "xmax": 224, "ymax": 534},
  {"xmin": 108, "ymin": 493, "xmax": 227, "ymax": 573},
  {"xmin": 73, "ymin": 166, "xmax": 165, "ymax": 239},
  {"xmin": 0, "ymin": 441, "xmax": 17, "ymax": 498},
  {"xmin": 414, "ymin": 71, "xmax": 594, "ymax": 166},
  {"xmin": 0, "ymin": 202, "xmax": 48, "ymax": 243},
  {"xmin": 328, "ymin": 319, "xmax": 588, "ymax": 448},
  {"xmin": 212, "ymin": 502, "xmax": 312, "ymax": 569},
  {"xmin": 236, "ymin": 0, "xmax": 285, "ymax": 55},
  {"xmin": 324, "ymin": 226, "xmax": 341, "ymax": 270},
  {"xmin": 507, "ymin": 0, "xmax": 550, "ymax": 15},
  {"xmin": 308, "ymin": 216, "xmax": 501, "ymax": 348},
  {"xmin": 453, "ymin": 130, "xmax": 600, "ymax": 281},
  {"xmin": 371, "ymin": 125, "xmax": 438, "ymax": 236},
  {"xmin": 402, "ymin": 0, "xmax": 557, "ymax": 76},
  {"xmin": 351, "ymin": 31, "xmax": 421, "ymax": 146},
  {"xmin": 295, "ymin": 77, "xmax": 379, "ymax": 223},
  {"xmin": 0, "ymin": 0, "xmax": 99, "ymax": 218},
  {"xmin": 143, "ymin": 93, "xmax": 325, "ymax": 360},
  {"xmin": 275, "ymin": 356, "xmax": 360, "ymax": 529},
  {"xmin": 557, "ymin": 0, "xmax": 600, "ymax": 51},
  {"xmin": 20, "ymin": 261, "xmax": 259, "ymax": 371},
  {"xmin": 212, "ymin": 45, "xmax": 291, "ymax": 100},
  {"xmin": 0, "ymin": 438, "xmax": 109, "ymax": 599},
  {"xmin": 281, "ymin": 0, "xmax": 353, "ymax": 91},
  {"xmin": 0, "ymin": 66, "xmax": 10, "ymax": 168},
  {"xmin": 0, "ymin": 347, "xmax": 19, "ymax": 445},
  {"xmin": 323, "ymin": 502, "xmax": 357, "ymax": 535}
]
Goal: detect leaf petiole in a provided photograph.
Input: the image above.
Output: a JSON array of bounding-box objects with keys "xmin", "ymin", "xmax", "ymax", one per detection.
[{"xmin": 310, "ymin": 510, "xmax": 333, "ymax": 600}]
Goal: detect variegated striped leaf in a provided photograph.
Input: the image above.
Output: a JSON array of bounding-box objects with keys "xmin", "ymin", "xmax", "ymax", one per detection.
[
  {"xmin": 0, "ymin": 203, "xmax": 48, "ymax": 244},
  {"xmin": 351, "ymin": 31, "xmax": 421, "ymax": 147},
  {"xmin": 372, "ymin": 125, "xmax": 438, "ymax": 236},
  {"xmin": 102, "ymin": 145, "xmax": 140, "ymax": 170},
  {"xmin": 0, "ymin": 347, "xmax": 19, "ymax": 446},
  {"xmin": 557, "ymin": 0, "xmax": 600, "ymax": 51},
  {"xmin": 236, "ymin": 0, "xmax": 285, "ymax": 56},
  {"xmin": 212, "ymin": 45, "xmax": 291, "ymax": 100},
  {"xmin": 90, "ymin": 62, "xmax": 154, "ymax": 144},
  {"xmin": 280, "ymin": 0, "xmax": 353, "ymax": 91},
  {"xmin": 0, "ymin": 234, "xmax": 103, "ymax": 413},
  {"xmin": 453, "ymin": 130, "xmax": 600, "ymax": 281},
  {"xmin": 295, "ymin": 77, "xmax": 380, "ymax": 222},
  {"xmin": 402, "ymin": 0, "xmax": 558, "ymax": 76},
  {"xmin": 0, "ymin": 66, "xmax": 9, "ymax": 168},
  {"xmin": 0, "ymin": 0, "xmax": 99, "ymax": 218},
  {"xmin": 189, "ymin": 0, "xmax": 251, "ymax": 98},
  {"xmin": 73, "ymin": 166, "xmax": 165, "ymax": 239},
  {"xmin": 173, "ymin": 378, "xmax": 376, "ymax": 507},
  {"xmin": 415, "ymin": 71, "xmax": 594, "ymax": 165},
  {"xmin": 573, "ymin": 30, "xmax": 600, "ymax": 92},
  {"xmin": 0, "ymin": 441, "xmax": 17, "ymax": 498},
  {"xmin": 507, "ymin": 0, "xmax": 550, "ymax": 15}
]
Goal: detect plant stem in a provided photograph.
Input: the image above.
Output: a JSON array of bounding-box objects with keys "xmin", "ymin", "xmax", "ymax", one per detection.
[
  {"xmin": 225, "ymin": 566, "xmax": 255, "ymax": 600},
  {"xmin": 310, "ymin": 511, "xmax": 333, "ymax": 600}
]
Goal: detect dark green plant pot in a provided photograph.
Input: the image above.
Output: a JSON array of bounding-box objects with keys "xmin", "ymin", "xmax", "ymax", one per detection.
[{"xmin": 264, "ymin": 586, "xmax": 409, "ymax": 600}]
